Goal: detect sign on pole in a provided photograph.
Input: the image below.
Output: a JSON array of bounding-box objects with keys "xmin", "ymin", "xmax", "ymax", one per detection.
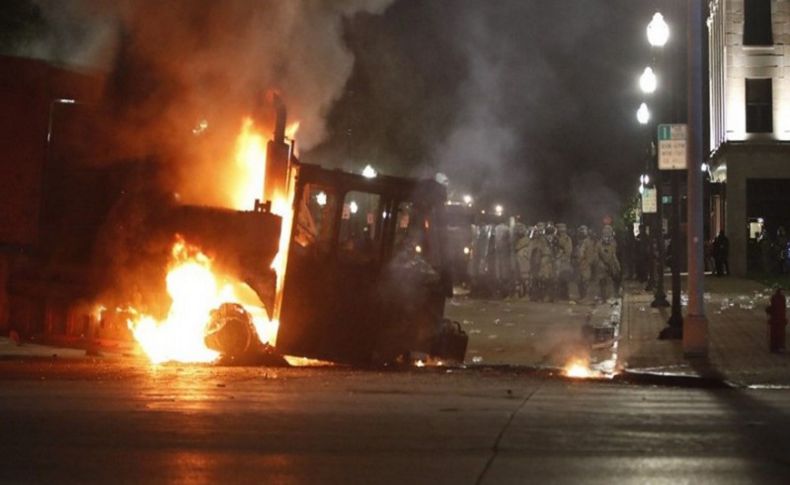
[
  {"xmin": 657, "ymin": 124, "xmax": 687, "ymax": 170},
  {"xmin": 642, "ymin": 187, "xmax": 657, "ymax": 214}
]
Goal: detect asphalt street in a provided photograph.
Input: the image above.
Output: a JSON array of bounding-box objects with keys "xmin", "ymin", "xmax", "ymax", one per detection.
[{"xmin": 2, "ymin": 360, "xmax": 789, "ymax": 484}]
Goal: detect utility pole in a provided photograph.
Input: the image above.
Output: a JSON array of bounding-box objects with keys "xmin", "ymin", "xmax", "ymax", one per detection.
[{"xmin": 684, "ymin": 0, "xmax": 708, "ymax": 355}]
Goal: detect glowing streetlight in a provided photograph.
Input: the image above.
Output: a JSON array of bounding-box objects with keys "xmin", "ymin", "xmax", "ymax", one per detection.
[
  {"xmin": 462, "ymin": 194, "xmax": 473, "ymax": 206},
  {"xmin": 637, "ymin": 102, "xmax": 650, "ymax": 125},
  {"xmin": 349, "ymin": 201, "xmax": 359, "ymax": 214},
  {"xmin": 639, "ymin": 67, "xmax": 657, "ymax": 94},
  {"xmin": 647, "ymin": 12, "xmax": 669, "ymax": 47},
  {"xmin": 362, "ymin": 164, "xmax": 377, "ymax": 178},
  {"xmin": 494, "ymin": 204, "xmax": 504, "ymax": 216}
]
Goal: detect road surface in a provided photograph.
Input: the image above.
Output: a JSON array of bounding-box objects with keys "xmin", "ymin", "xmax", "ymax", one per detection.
[{"xmin": 1, "ymin": 359, "xmax": 789, "ymax": 484}]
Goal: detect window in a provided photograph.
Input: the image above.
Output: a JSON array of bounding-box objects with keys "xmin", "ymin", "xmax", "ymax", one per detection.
[
  {"xmin": 293, "ymin": 184, "xmax": 336, "ymax": 254},
  {"xmin": 394, "ymin": 201, "xmax": 441, "ymax": 269},
  {"xmin": 743, "ymin": 0, "xmax": 772, "ymax": 46},
  {"xmin": 338, "ymin": 191, "xmax": 381, "ymax": 263},
  {"xmin": 746, "ymin": 78, "xmax": 773, "ymax": 133}
]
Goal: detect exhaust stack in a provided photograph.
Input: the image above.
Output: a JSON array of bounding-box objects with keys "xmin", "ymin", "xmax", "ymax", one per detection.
[{"xmin": 264, "ymin": 93, "xmax": 291, "ymax": 204}]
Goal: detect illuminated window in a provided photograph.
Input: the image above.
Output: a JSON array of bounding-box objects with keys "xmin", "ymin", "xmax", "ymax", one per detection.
[
  {"xmin": 743, "ymin": 0, "xmax": 772, "ymax": 46},
  {"xmin": 294, "ymin": 184, "xmax": 335, "ymax": 253},
  {"xmin": 746, "ymin": 78, "xmax": 772, "ymax": 133},
  {"xmin": 338, "ymin": 191, "xmax": 381, "ymax": 263},
  {"xmin": 394, "ymin": 201, "xmax": 440, "ymax": 269}
]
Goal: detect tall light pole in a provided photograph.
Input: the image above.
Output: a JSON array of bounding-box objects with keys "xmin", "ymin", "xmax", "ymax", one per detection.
[
  {"xmin": 645, "ymin": 12, "xmax": 670, "ymax": 309},
  {"xmin": 636, "ymin": 104, "xmax": 651, "ymax": 236},
  {"xmin": 646, "ymin": 7, "xmax": 685, "ymax": 337},
  {"xmin": 683, "ymin": 0, "xmax": 708, "ymax": 355}
]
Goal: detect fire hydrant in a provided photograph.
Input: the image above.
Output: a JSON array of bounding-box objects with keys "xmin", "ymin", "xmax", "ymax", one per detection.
[{"xmin": 765, "ymin": 287, "xmax": 787, "ymax": 353}]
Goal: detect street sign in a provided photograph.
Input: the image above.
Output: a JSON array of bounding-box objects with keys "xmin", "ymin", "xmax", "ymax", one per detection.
[
  {"xmin": 642, "ymin": 187, "xmax": 657, "ymax": 214},
  {"xmin": 657, "ymin": 124, "xmax": 687, "ymax": 170}
]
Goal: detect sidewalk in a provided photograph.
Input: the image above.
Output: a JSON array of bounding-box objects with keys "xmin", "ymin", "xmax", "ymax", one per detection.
[
  {"xmin": 0, "ymin": 336, "xmax": 135, "ymax": 360},
  {"xmin": 619, "ymin": 276, "xmax": 790, "ymax": 387}
]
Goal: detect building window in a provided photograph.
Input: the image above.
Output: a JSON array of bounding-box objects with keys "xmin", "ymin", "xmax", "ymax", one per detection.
[
  {"xmin": 743, "ymin": 0, "xmax": 772, "ymax": 46},
  {"xmin": 746, "ymin": 78, "xmax": 772, "ymax": 133}
]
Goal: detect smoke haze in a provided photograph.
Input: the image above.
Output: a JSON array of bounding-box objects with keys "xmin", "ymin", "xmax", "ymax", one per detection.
[
  {"xmin": 5, "ymin": 0, "xmax": 688, "ymax": 223},
  {"xmin": 20, "ymin": 0, "xmax": 394, "ymax": 207},
  {"xmin": 311, "ymin": 0, "xmax": 687, "ymax": 225}
]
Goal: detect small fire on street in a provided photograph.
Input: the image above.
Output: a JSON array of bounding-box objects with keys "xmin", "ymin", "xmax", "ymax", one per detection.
[{"xmin": 563, "ymin": 358, "xmax": 600, "ymax": 379}]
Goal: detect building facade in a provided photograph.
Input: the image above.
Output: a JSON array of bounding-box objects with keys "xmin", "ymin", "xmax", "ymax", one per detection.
[{"xmin": 708, "ymin": 0, "xmax": 790, "ymax": 275}]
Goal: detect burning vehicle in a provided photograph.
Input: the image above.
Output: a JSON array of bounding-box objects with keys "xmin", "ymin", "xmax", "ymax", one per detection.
[{"xmin": 0, "ymin": 58, "xmax": 466, "ymax": 366}]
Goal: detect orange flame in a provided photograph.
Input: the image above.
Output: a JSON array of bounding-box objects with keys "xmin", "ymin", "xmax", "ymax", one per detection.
[
  {"xmin": 231, "ymin": 117, "xmax": 266, "ymax": 210},
  {"xmin": 285, "ymin": 121, "xmax": 300, "ymax": 140},
  {"xmin": 128, "ymin": 238, "xmax": 277, "ymax": 364},
  {"xmin": 564, "ymin": 358, "xmax": 596, "ymax": 379},
  {"xmin": 128, "ymin": 115, "xmax": 298, "ymax": 364}
]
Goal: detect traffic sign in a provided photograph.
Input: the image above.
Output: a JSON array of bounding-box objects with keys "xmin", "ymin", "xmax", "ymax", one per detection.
[
  {"xmin": 657, "ymin": 124, "xmax": 687, "ymax": 170},
  {"xmin": 642, "ymin": 187, "xmax": 657, "ymax": 214}
]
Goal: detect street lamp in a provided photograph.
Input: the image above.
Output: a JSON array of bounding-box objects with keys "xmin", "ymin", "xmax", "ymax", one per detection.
[
  {"xmin": 639, "ymin": 67, "xmax": 658, "ymax": 94},
  {"xmin": 641, "ymin": 13, "xmax": 672, "ymax": 309},
  {"xmin": 647, "ymin": 12, "xmax": 670, "ymax": 47},
  {"xmin": 637, "ymin": 103, "xmax": 651, "ymax": 125}
]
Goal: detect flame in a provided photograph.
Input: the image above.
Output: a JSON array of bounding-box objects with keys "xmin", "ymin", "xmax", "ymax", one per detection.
[
  {"xmin": 128, "ymin": 238, "xmax": 277, "ymax": 364},
  {"xmin": 127, "ymin": 115, "xmax": 299, "ymax": 364},
  {"xmin": 564, "ymin": 358, "xmax": 595, "ymax": 379},
  {"xmin": 231, "ymin": 117, "xmax": 266, "ymax": 210},
  {"xmin": 285, "ymin": 121, "xmax": 300, "ymax": 140}
]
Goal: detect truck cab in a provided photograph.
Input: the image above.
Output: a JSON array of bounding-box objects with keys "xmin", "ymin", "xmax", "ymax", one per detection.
[{"xmin": 275, "ymin": 163, "xmax": 457, "ymax": 365}]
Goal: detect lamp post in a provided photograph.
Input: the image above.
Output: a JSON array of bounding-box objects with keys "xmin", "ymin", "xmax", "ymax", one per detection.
[
  {"xmin": 683, "ymin": 0, "xmax": 708, "ymax": 355},
  {"xmin": 644, "ymin": 13, "xmax": 670, "ymax": 309},
  {"xmin": 645, "ymin": 8, "xmax": 684, "ymax": 337}
]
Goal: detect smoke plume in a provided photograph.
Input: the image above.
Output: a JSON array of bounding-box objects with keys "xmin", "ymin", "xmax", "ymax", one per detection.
[{"xmin": 24, "ymin": 0, "xmax": 393, "ymax": 206}]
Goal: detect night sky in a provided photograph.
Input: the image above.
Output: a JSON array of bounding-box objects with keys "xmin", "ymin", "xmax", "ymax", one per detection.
[
  {"xmin": 1, "ymin": 0, "xmax": 691, "ymax": 225},
  {"xmin": 310, "ymin": 0, "xmax": 690, "ymax": 224}
]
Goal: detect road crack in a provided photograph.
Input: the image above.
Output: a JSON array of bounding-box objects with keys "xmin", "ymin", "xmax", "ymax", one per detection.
[{"xmin": 474, "ymin": 380, "xmax": 543, "ymax": 485}]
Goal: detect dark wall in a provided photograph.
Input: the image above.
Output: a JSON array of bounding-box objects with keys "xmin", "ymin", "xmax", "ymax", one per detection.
[{"xmin": 0, "ymin": 55, "xmax": 102, "ymax": 247}]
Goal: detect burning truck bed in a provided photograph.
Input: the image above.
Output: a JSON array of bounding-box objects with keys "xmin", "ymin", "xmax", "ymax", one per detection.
[{"xmin": 0, "ymin": 97, "xmax": 467, "ymax": 367}]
